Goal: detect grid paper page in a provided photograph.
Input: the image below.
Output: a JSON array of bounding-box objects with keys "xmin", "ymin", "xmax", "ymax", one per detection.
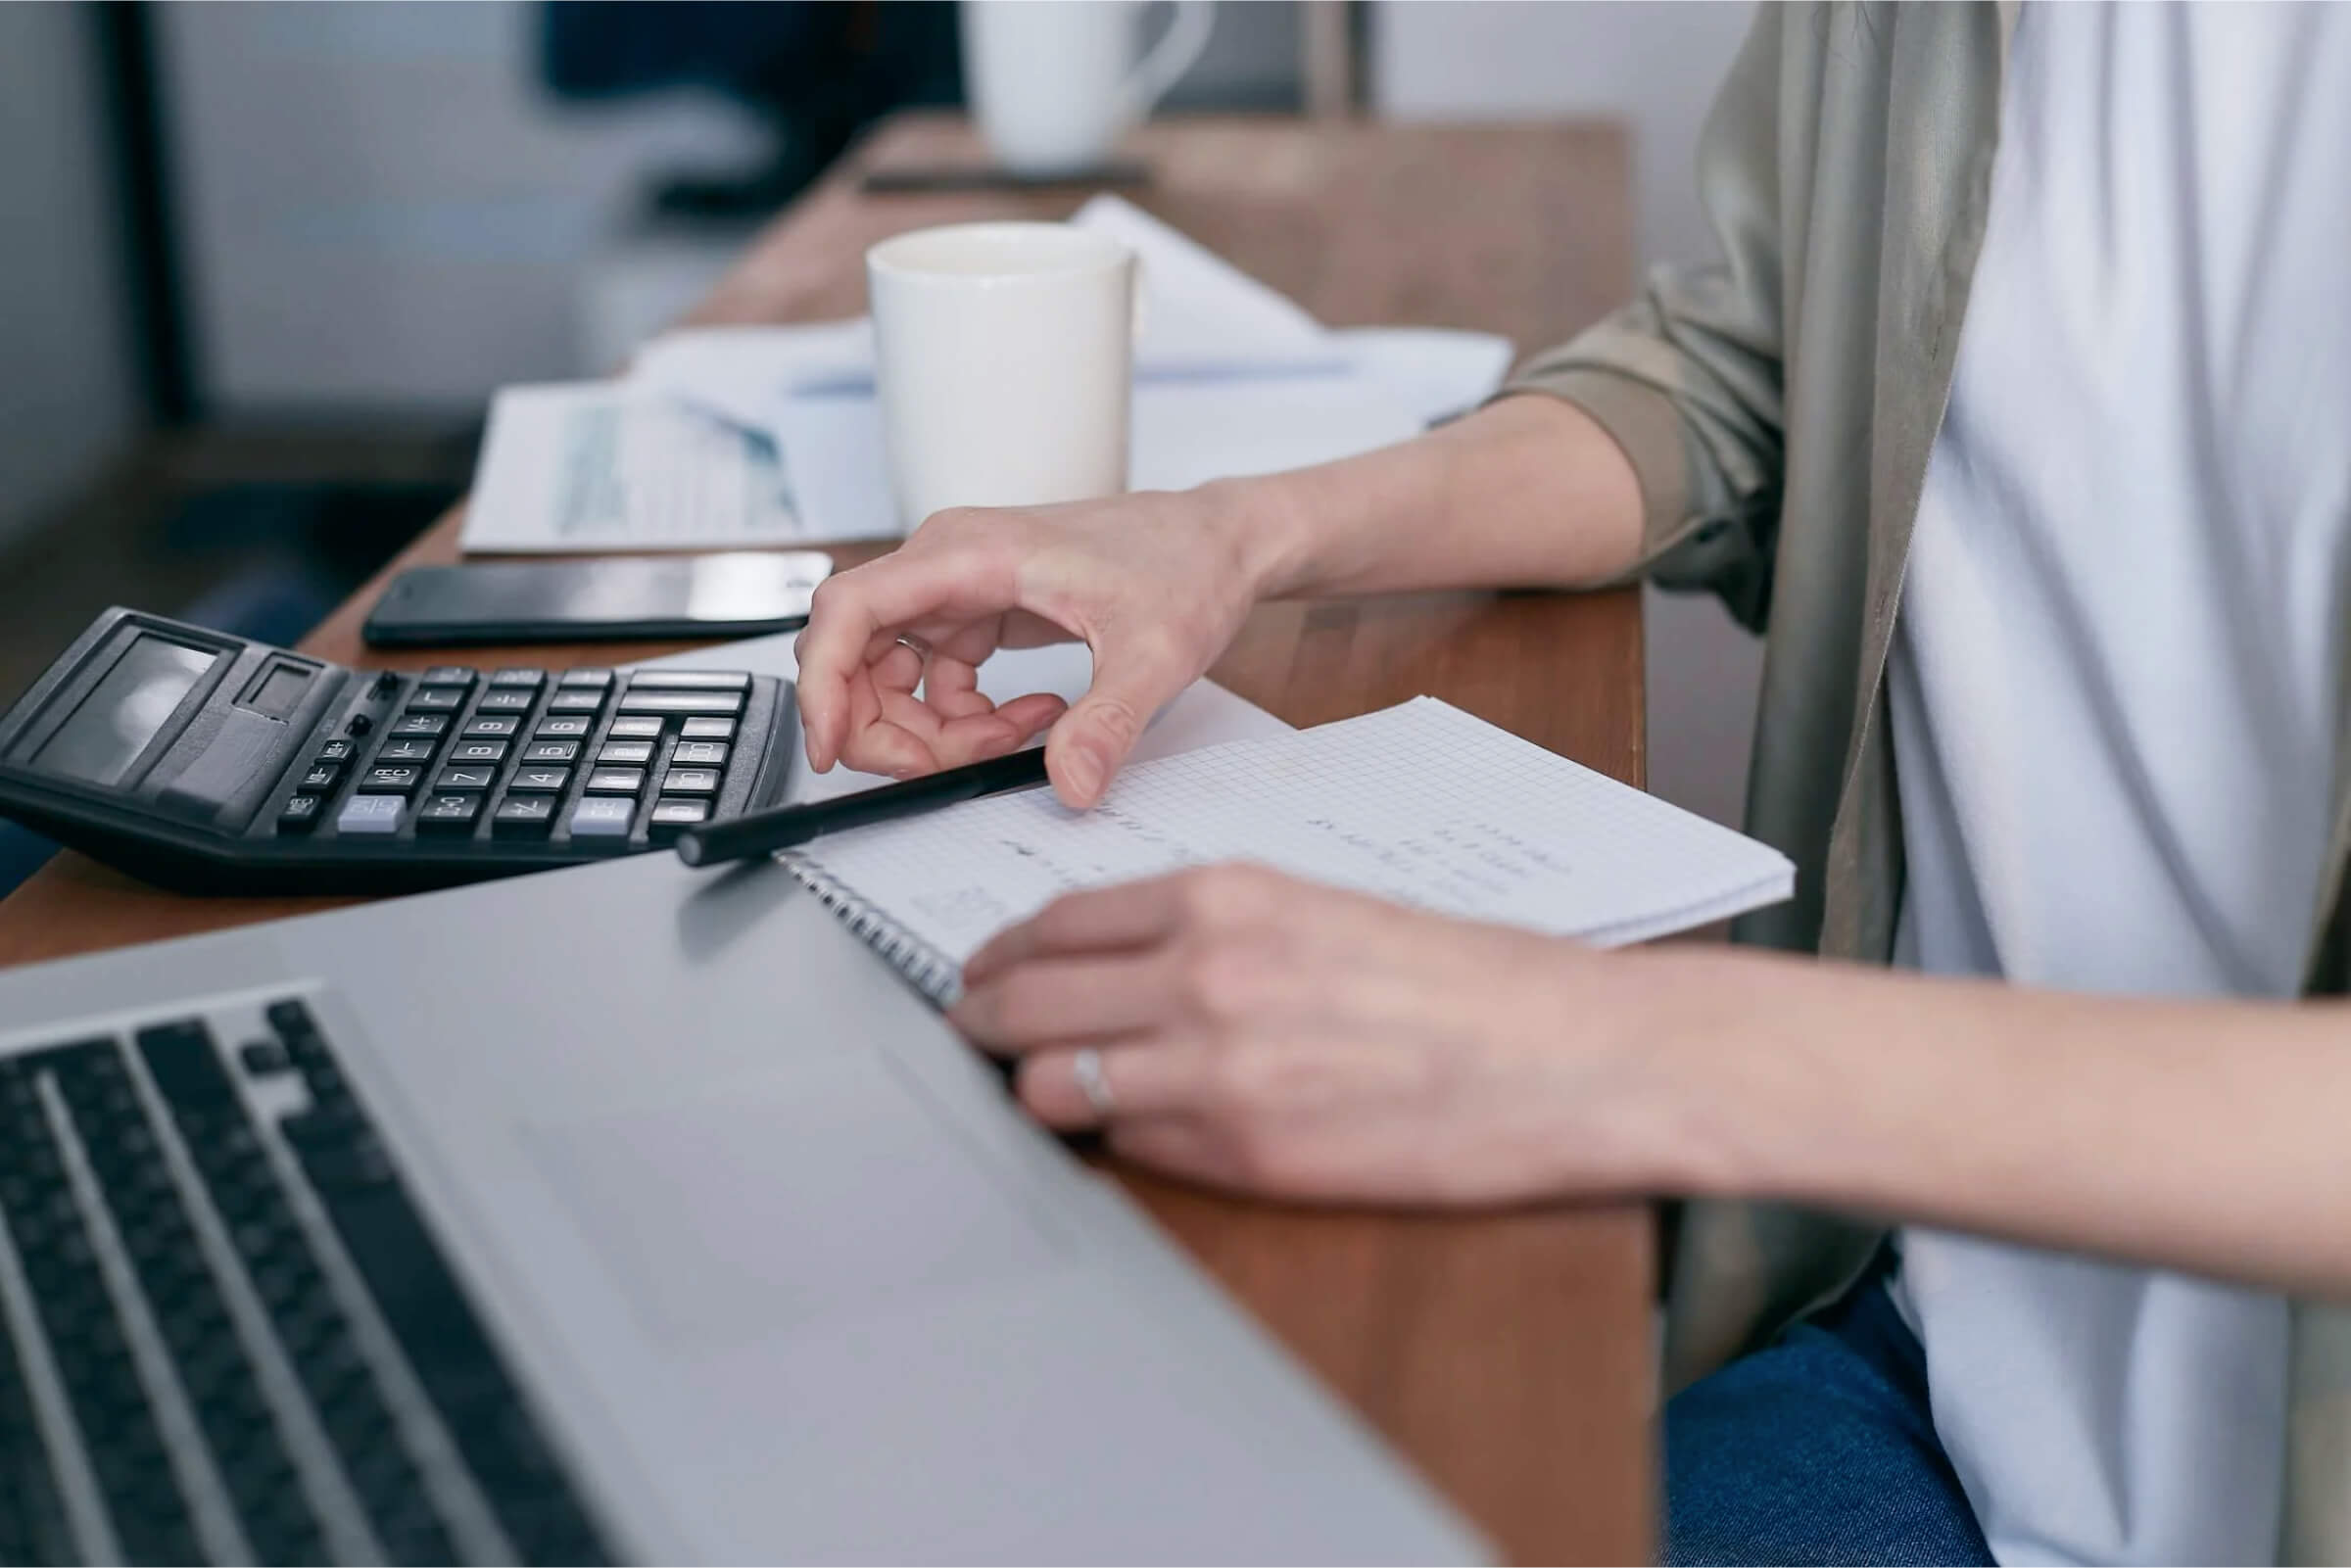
[{"xmin": 788, "ymin": 698, "xmax": 1794, "ymax": 984}]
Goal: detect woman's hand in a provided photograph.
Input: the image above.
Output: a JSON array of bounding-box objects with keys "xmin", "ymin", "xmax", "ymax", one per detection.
[
  {"xmin": 949, "ymin": 863, "xmax": 1677, "ymax": 1205},
  {"xmin": 792, "ymin": 483, "xmax": 1285, "ymax": 807}
]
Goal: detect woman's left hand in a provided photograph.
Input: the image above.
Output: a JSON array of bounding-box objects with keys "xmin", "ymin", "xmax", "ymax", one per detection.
[{"xmin": 949, "ymin": 863, "xmax": 1676, "ymax": 1205}]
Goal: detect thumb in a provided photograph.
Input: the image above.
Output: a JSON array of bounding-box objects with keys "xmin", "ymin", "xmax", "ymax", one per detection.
[{"xmin": 1045, "ymin": 639, "xmax": 1188, "ymax": 808}]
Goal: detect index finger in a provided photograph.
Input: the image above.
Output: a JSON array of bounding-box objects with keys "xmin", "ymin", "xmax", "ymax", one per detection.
[
  {"xmin": 796, "ymin": 546, "xmax": 1010, "ymax": 772},
  {"xmin": 962, "ymin": 874, "xmax": 1193, "ymax": 984}
]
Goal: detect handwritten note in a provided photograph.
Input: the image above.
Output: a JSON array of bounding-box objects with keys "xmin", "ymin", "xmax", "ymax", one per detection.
[{"xmin": 786, "ymin": 699, "xmax": 1795, "ymax": 994}]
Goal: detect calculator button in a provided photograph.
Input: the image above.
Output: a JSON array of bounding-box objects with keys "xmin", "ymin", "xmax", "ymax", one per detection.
[
  {"xmin": 567, "ymin": 796, "xmax": 635, "ymax": 839},
  {"xmin": 390, "ymin": 713, "xmax": 449, "ymax": 736},
  {"xmin": 419, "ymin": 667, "xmax": 477, "ymax": 688},
  {"xmin": 626, "ymin": 671, "xmax": 751, "ymax": 691},
  {"xmin": 336, "ymin": 794, "xmax": 405, "ymax": 834},
  {"xmin": 535, "ymin": 715, "xmax": 594, "ymax": 738},
  {"xmin": 488, "ymin": 668, "xmax": 546, "ymax": 688},
  {"xmin": 596, "ymin": 740, "xmax": 654, "ymax": 765},
  {"xmin": 520, "ymin": 740, "xmax": 579, "ymax": 765},
  {"xmin": 434, "ymin": 765, "xmax": 496, "ymax": 791},
  {"xmin": 491, "ymin": 796, "xmax": 555, "ymax": 837},
  {"xmin": 661, "ymin": 767, "xmax": 721, "ymax": 795},
  {"xmin": 372, "ymin": 670, "xmax": 403, "ymax": 698},
  {"xmin": 447, "ymin": 739, "xmax": 510, "ymax": 765},
  {"xmin": 346, "ymin": 713, "xmax": 373, "ymax": 736},
  {"xmin": 299, "ymin": 764, "xmax": 342, "ymax": 791},
  {"xmin": 315, "ymin": 737, "xmax": 357, "ymax": 762},
  {"xmin": 474, "ymin": 689, "xmax": 536, "ymax": 713},
  {"xmin": 556, "ymin": 668, "xmax": 613, "ymax": 688},
  {"xmin": 460, "ymin": 714, "xmax": 521, "ymax": 738},
  {"xmin": 415, "ymin": 793, "xmax": 483, "ymax": 833},
  {"xmin": 276, "ymin": 794, "xmax": 325, "ymax": 833},
  {"xmin": 605, "ymin": 715, "xmax": 664, "ymax": 739},
  {"xmin": 375, "ymin": 738, "xmax": 437, "ymax": 763},
  {"xmin": 679, "ymin": 717, "xmax": 736, "ymax": 740},
  {"xmin": 585, "ymin": 768, "xmax": 646, "ymax": 795},
  {"xmin": 671, "ymin": 740, "xmax": 730, "ymax": 768},
  {"xmin": 506, "ymin": 767, "xmax": 571, "ymax": 793},
  {"xmin": 547, "ymin": 689, "xmax": 605, "ymax": 713},
  {"xmin": 360, "ymin": 764, "xmax": 422, "ymax": 793},
  {"xmin": 648, "ymin": 796, "xmax": 710, "ymax": 829},
  {"xmin": 407, "ymin": 687, "xmax": 465, "ymax": 711},
  {"xmin": 618, "ymin": 690, "xmax": 744, "ymax": 716}
]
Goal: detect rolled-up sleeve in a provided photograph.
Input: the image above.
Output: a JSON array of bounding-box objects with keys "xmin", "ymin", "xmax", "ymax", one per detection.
[{"xmin": 1500, "ymin": 6, "xmax": 1790, "ymax": 631}]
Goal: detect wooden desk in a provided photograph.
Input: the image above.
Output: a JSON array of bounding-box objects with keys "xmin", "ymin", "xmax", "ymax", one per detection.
[{"xmin": 0, "ymin": 116, "xmax": 1653, "ymax": 1562}]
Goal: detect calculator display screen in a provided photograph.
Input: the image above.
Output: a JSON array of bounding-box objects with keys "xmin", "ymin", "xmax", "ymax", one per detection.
[{"xmin": 34, "ymin": 636, "xmax": 218, "ymax": 786}]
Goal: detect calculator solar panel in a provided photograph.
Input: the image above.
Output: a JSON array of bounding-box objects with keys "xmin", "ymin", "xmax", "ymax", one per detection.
[{"xmin": 0, "ymin": 609, "xmax": 794, "ymax": 894}]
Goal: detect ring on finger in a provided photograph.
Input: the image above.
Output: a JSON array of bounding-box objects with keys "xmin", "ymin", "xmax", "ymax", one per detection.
[{"xmin": 1072, "ymin": 1047, "xmax": 1116, "ymax": 1118}]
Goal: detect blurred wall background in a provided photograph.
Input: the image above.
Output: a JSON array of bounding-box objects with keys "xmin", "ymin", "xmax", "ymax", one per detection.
[{"xmin": 0, "ymin": 3, "xmax": 142, "ymax": 549}]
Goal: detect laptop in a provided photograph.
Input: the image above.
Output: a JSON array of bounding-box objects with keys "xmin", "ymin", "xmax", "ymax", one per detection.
[{"xmin": 0, "ymin": 847, "xmax": 1485, "ymax": 1564}]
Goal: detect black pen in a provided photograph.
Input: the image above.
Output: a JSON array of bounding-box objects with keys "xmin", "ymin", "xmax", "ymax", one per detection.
[{"xmin": 673, "ymin": 747, "xmax": 1053, "ymax": 867}]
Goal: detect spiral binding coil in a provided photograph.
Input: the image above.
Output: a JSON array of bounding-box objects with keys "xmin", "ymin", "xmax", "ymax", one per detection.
[{"xmin": 780, "ymin": 851, "xmax": 964, "ymax": 1007}]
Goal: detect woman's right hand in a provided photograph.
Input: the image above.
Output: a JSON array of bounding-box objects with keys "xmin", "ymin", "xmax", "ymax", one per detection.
[{"xmin": 792, "ymin": 480, "xmax": 1288, "ymax": 807}]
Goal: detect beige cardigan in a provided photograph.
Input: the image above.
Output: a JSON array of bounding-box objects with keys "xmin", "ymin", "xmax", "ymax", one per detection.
[{"xmin": 1505, "ymin": 4, "xmax": 2350, "ymax": 1558}]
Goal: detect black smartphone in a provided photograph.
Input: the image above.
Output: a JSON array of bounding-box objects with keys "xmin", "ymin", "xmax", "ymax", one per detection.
[{"xmin": 361, "ymin": 552, "xmax": 833, "ymax": 648}]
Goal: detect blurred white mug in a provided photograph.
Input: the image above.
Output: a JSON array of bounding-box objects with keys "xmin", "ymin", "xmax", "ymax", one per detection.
[
  {"xmin": 959, "ymin": 0, "xmax": 1215, "ymax": 174},
  {"xmin": 867, "ymin": 221, "xmax": 1137, "ymax": 529}
]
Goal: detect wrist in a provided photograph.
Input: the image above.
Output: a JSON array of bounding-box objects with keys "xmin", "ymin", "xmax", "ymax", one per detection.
[
  {"xmin": 1574, "ymin": 944, "xmax": 1817, "ymax": 1200},
  {"xmin": 1193, "ymin": 473, "xmax": 1324, "ymax": 602}
]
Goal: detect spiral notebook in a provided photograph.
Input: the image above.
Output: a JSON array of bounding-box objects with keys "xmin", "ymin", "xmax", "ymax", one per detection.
[{"xmin": 781, "ymin": 697, "xmax": 1796, "ymax": 1005}]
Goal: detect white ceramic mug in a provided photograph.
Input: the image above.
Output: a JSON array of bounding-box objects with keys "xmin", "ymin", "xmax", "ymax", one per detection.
[
  {"xmin": 867, "ymin": 221, "xmax": 1137, "ymax": 529},
  {"xmin": 959, "ymin": 0, "xmax": 1215, "ymax": 175}
]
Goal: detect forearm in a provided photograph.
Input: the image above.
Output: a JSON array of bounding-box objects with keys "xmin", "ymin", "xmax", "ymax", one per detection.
[
  {"xmin": 1209, "ymin": 393, "xmax": 1647, "ymax": 601},
  {"xmin": 1628, "ymin": 947, "xmax": 2351, "ymax": 1299}
]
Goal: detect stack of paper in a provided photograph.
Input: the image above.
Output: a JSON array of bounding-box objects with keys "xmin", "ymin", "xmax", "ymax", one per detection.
[{"xmin": 459, "ymin": 197, "xmax": 1516, "ymax": 553}]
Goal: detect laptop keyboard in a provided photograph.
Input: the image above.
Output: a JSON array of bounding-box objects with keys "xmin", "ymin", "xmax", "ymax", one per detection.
[{"xmin": 0, "ymin": 998, "xmax": 612, "ymax": 1564}]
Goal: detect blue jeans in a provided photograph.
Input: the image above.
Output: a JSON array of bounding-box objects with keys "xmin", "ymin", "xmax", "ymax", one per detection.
[{"xmin": 1662, "ymin": 1269, "xmax": 1994, "ymax": 1566}]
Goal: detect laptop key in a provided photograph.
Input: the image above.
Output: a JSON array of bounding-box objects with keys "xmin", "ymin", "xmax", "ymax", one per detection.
[
  {"xmin": 58, "ymin": 1039, "xmax": 328, "ymax": 1563},
  {"xmin": 0, "ymin": 1056, "xmax": 203, "ymax": 1566}
]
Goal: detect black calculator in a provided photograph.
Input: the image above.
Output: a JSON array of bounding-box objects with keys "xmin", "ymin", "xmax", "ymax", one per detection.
[{"xmin": 0, "ymin": 607, "xmax": 796, "ymax": 893}]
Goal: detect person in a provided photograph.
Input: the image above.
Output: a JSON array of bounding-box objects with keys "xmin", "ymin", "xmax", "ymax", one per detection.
[{"xmin": 792, "ymin": 5, "xmax": 2351, "ymax": 1562}]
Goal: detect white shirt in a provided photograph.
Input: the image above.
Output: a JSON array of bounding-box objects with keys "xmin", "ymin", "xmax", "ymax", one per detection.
[{"xmin": 1887, "ymin": 3, "xmax": 2351, "ymax": 1563}]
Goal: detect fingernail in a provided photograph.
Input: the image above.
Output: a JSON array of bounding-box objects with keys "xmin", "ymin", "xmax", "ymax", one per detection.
[{"xmin": 1060, "ymin": 749, "xmax": 1102, "ymax": 805}]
